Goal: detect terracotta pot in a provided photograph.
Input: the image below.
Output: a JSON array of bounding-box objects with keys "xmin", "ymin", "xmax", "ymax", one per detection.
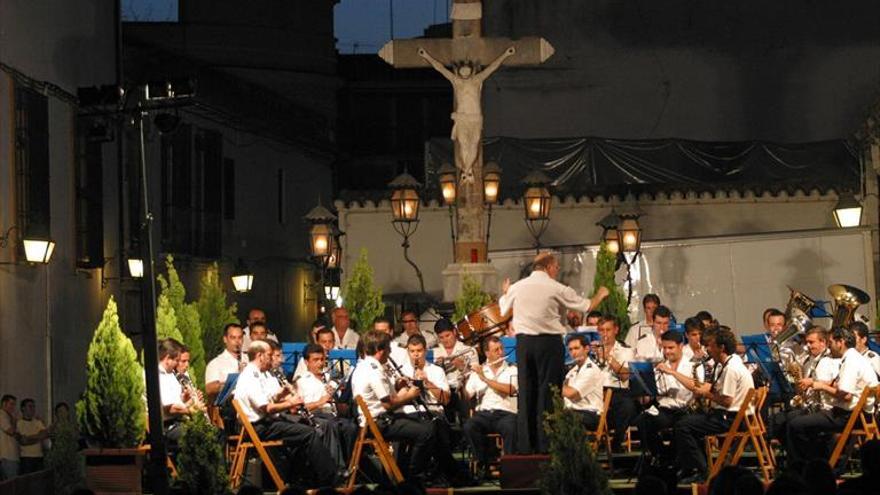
[{"xmin": 82, "ymin": 447, "xmax": 146, "ymax": 495}]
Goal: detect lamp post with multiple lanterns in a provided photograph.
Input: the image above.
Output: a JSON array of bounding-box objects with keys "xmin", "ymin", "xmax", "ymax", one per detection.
[{"xmin": 389, "ymin": 171, "xmax": 426, "ymax": 294}]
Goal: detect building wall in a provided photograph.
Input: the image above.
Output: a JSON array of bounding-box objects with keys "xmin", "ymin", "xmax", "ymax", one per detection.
[
  {"xmin": 481, "ymin": 0, "xmax": 880, "ymax": 142},
  {"xmin": 337, "ymin": 190, "xmax": 869, "ymax": 299}
]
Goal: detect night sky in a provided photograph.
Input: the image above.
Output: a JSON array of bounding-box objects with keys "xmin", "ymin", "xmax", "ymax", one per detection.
[{"xmin": 122, "ymin": 0, "xmax": 448, "ymax": 54}]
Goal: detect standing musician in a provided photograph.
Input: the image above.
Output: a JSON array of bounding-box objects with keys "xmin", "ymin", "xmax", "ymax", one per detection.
[
  {"xmin": 636, "ymin": 330, "xmax": 704, "ymax": 463},
  {"xmin": 632, "ymin": 305, "xmax": 672, "ymax": 361},
  {"xmin": 562, "ymin": 334, "xmax": 604, "ymax": 431},
  {"xmin": 234, "ymin": 340, "xmax": 336, "ymax": 486},
  {"xmin": 593, "ymin": 315, "xmax": 636, "ymax": 451},
  {"xmin": 851, "ymin": 322, "xmax": 880, "ymax": 378},
  {"xmin": 787, "ymin": 326, "xmax": 879, "ymax": 464},
  {"xmin": 432, "ymin": 318, "xmax": 478, "ymax": 425},
  {"xmin": 682, "ymin": 317, "xmax": 707, "ymax": 363},
  {"xmin": 295, "ymin": 343, "xmax": 357, "ymax": 470},
  {"xmin": 350, "ymin": 330, "xmax": 435, "ymax": 482},
  {"xmin": 499, "ymin": 252, "xmax": 609, "ymax": 453},
  {"xmin": 674, "ymin": 327, "xmax": 754, "ymax": 484},
  {"xmin": 463, "ymin": 336, "xmax": 518, "ymax": 482},
  {"xmin": 770, "ymin": 326, "xmax": 839, "ymax": 449}
]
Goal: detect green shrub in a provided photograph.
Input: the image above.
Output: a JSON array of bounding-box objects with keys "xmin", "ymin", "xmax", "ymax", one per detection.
[
  {"xmin": 76, "ymin": 297, "xmax": 146, "ymax": 448},
  {"xmin": 174, "ymin": 414, "xmax": 230, "ymax": 494},
  {"xmin": 196, "ymin": 263, "xmax": 239, "ymax": 361},
  {"xmin": 591, "ymin": 241, "xmax": 632, "ymax": 340},
  {"xmin": 341, "ymin": 248, "xmax": 385, "ymax": 332},
  {"xmin": 158, "ymin": 255, "xmax": 206, "ymax": 388},
  {"xmin": 453, "ymin": 274, "xmax": 492, "ymax": 322},
  {"xmin": 45, "ymin": 419, "xmax": 85, "ymax": 495}
]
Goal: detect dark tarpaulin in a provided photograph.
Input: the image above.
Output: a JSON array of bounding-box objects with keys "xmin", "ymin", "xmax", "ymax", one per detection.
[{"xmin": 424, "ymin": 137, "xmax": 861, "ymax": 200}]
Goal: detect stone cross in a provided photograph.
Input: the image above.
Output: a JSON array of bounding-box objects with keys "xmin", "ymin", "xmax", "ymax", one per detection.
[{"xmin": 379, "ymin": 0, "xmax": 554, "ymax": 263}]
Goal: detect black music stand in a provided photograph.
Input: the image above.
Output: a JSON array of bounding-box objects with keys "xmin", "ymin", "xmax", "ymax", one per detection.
[
  {"xmin": 741, "ymin": 335, "xmax": 792, "ymax": 400},
  {"xmin": 627, "ymin": 361, "xmax": 658, "ymax": 481},
  {"xmin": 214, "ymin": 373, "xmax": 240, "ymax": 407}
]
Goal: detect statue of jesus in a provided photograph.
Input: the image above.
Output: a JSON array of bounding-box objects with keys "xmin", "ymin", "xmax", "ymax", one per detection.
[{"xmin": 418, "ymin": 46, "xmax": 516, "ymax": 183}]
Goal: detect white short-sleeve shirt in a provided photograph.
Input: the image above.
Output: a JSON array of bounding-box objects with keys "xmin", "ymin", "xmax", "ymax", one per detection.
[
  {"xmin": 657, "ymin": 357, "xmax": 703, "ymax": 409},
  {"xmin": 297, "ymin": 371, "xmax": 335, "ymax": 415},
  {"xmin": 333, "ymin": 327, "xmax": 360, "ymax": 350},
  {"xmin": 465, "ymin": 362, "xmax": 518, "ymax": 414},
  {"xmin": 564, "ymin": 359, "xmax": 603, "ymax": 413},
  {"xmin": 351, "ymin": 356, "xmax": 393, "ymax": 426},
  {"xmin": 234, "ymin": 363, "xmax": 272, "ymax": 423},
  {"xmin": 601, "ymin": 343, "xmax": 633, "ymax": 389},
  {"xmin": 159, "ymin": 365, "xmax": 185, "ymax": 410},
  {"xmin": 205, "ymin": 350, "xmax": 241, "ymax": 386},
  {"xmin": 16, "ymin": 418, "xmax": 47, "ymax": 458},
  {"xmin": 432, "ymin": 341, "xmax": 478, "ymax": 389},
  {"xmin": 399, "ymin": 362, "xmax": 449, "ymax": 414},
  {"xmin": 0, "ymin": 410, "xmax": 19, "ymax": 462},
  {"xmin": 861, "ymin": 349, "xmax": 880, "ymax": 379},
  {"xmin": 835, "ymin": 348, "xmax": 879, "ymax": 412},
  {"xmin": 810, "ymin": 353, "xmax": 841, "ymax": 410},
  {"xmin": 713, "ymin": 354, "xmax": 755, "ymax": 413}
]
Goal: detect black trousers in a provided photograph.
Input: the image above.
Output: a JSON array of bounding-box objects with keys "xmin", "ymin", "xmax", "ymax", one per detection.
[
  {"xmin": 312, "ymin": 412, "xmax": 357, "ymax": 470},
  {"xmin": 769, "ymin": 407, "xmax": 809, "ymax": 446},
  {"xmin": 401, "ymin": 412, "xmax": 461, "ymax": 480},
  {"xmin": 378, "ymin": 413, "xmax": 435, "ymax": 478},
  {"xmin": 445, "ymin": 388, "xmax": 471, "ymax": 426},
  {"xmin": 606, "ymin": 387, "xmax": 639, "ymax": 447},
  {"xmin": 674, "ymin": 410, "xmax": 735, "ymax": 474},
  {"xmin": 464, "ymin": 410, "xmax": 517, "ymax": 465},
  {"xmin": 575, "ymin": 409, "xmax": 600, "ymax": 431},
  {"xmin": 19, "ymin": 457, "xmax": 44, "ymax": 475},
  {"xmin": 516, "ymin": 334, "xmax": 564, "ymax": 453},
  {"xmin": 787, "ymin": 408, "xmax": 850, "ymax": 464},
  {"xmin": 635, "ymin": 407, "xmax": 686, "ymax": 459},
  {"xmin": 253, "ymin": 416, "xmax": 336, "ymax": 486}
]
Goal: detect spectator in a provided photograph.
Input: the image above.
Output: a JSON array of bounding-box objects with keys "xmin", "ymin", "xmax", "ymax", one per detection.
[
  {"xmin": 0, "ymin": 394, "xmax": 19, "ymax": 480},
  {"xmin": 17, "ymin": 398, "xmax": 49, "ymax": 474}
]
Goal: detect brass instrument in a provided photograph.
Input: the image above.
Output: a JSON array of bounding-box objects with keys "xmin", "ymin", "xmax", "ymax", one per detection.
[
  {"xmin": 436, "ymin": 348, "xmax": 475, "ymax": 374},
  {"xmin": 786, "ymin": 354, "xmax": 824, "ymax": 412},
  {"xmin": 688, "ymin": 357, "xmax": 711, "ymax": 413},
  {"xmin": 777, "ymin": 286, "xmax": 818, "ymax": 346},
  {"xmin": 786, "ymin": 360, "xmax": 806, "ymax": 409},
  {"xmin": 828, "ymin": 284, "xmax": 871, "ymax": 329}
]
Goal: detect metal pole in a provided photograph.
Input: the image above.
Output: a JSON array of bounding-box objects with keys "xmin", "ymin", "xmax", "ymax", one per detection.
[
  {"xmin": 402, "ymin": 235, "xmax": 426, "ymax": 294},
  {"xmin": 485, "ymin": 203, "xmax": 493, "ymax": 257},
  {"xmin": 137, "ymin": 108, "xmax": 169, "ymax": 495},
  {"xmin": 447, "ymin": 205, "xmax": 456, "ymax": 261}
]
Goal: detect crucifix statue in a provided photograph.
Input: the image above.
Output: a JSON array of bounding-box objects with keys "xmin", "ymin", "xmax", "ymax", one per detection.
[{"xmin": 380, "ymin": 0, "xmax": 554, "ymax": 270}]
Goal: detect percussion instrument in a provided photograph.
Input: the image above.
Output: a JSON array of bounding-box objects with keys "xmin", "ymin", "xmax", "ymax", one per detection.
[{"xmin": 456, "ymin": 301, "xmax": 512, "ymax": 345}]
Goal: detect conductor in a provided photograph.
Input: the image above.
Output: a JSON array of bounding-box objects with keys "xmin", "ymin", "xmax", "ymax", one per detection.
[{"xmin": 499, "ymin": 252, "xmax": 609, "ymax": 453}]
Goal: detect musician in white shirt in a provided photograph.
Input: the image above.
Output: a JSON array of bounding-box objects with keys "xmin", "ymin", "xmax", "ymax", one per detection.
[
  {"xmin": 562, "ymin": 334, "xmax": 604, "ymax": 430},
  {"xmin": 852, "ymin": 322, "xmax": 880, "ymax": 378},
  {"xmin": 788, "ymin": 326, "xmax": 879, "ymax": 464},
  {"xmin": 294, "ymin": 327, "xmax": 336, "ymax": 380},
  {"xmin": 674, "ymin": 327, "xmax": 754, "ymax": 483},
  {"xmin": 375, "ymin": 317, "xmax": 410, "ymax": 367},
  {"xmin": 234, "ymin": 340, "xmax": 336, "ymax": 486},
  {"xmin": 625, "ymin": 294, "xmax": 661, "ymax": 349},
  {"xmin": 395, "ymin": 311, "xmax": 438, "ymax": 350},
  {"xmin": 241, "ymin": 308, "xmax": 279, "ymax": 348},
  {"xmin": 593, "ymin": 315, "xmax": 636, "ymax": 450},
  {"xmin": 331, "ymin": 307, "xmax": 360, "ymax": 350},
  {"xmin": 432, "ymin": 318, "xmax": 478, "ymax": 425},
  {"xmin": 631, "ymin": 305, "xmax": 672, "ymax": 361},
  {"xmin": 205, "ymin": 323, "xmax": 245, "ymax": 402},
  {"xmin": 681, "ymin": 317, "xmax": 707, "ymax": 363},
  {"xmin": 638, "ymin": 331, "xmax": 704, "ymax": 461},
  {"xmin": 463, "ymin": 336, "xmax": 518, "ymax": 480},
  {"xmin": 499, "ymin": 252, "xmax": 608, "ymax": 453}
]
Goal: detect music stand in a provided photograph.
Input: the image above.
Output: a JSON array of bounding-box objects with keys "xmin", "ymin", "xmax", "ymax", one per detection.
[
  {"xmin": 214, "ymin": 373, "xmax": 240, "ymax": 407},
  {"xmin": 741, "ymin": 334, "xmax": 792, "ymax": 399},
  {"xmin": 281, "ymin": 342, "xmax": 308, "ymax": 375},
  {"xmin": 628, "ymin": 361, "xmax": 659, "ymax": 398}
]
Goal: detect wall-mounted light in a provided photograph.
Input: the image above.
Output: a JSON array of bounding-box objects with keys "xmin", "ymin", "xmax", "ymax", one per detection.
[
  {"xmin": 22, "ymin": 236, "xmax": 56, "ymax": 264},
  {"xmin": 231, "ymin": 258, "xmax": 254, "ymax": 293},
  {"xmin": 127, "ymin": 257, "xmax": 144, "ymax": 278},
  {"xmin": 833, "ymin": 191, "xmax": 863, "ymax": 228},
  {"xmin": 521, "ymin": 170, "xmax": 552, "ymax": 250}
]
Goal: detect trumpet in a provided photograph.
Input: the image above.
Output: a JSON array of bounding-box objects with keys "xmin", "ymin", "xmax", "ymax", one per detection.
[{"xmin": 435, "ymin": 348, "xmax": 475, "ymax": 374}]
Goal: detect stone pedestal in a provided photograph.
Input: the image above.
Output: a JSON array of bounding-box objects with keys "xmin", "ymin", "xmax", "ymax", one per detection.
[{"xmin": 442, "ymin": 262, "xmax": 499, "ymax": 302}]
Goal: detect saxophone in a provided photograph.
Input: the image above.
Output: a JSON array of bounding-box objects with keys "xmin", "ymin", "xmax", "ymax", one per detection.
[
  {"xmin": 786, "ymin": 361, "xmax": 806, "ymax": 408},
  {"xmin": 688, "ymin": 359, "xmax": 711, "ymax": 413},
  {"xmin": 788, "ymin": 355, "xmax": 823, "ymax": 412}
]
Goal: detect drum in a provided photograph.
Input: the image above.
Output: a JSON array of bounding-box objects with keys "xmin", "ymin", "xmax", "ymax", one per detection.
[{"xmin": 456, "ymin": 301, "xmax": 512, "ymax": 345}]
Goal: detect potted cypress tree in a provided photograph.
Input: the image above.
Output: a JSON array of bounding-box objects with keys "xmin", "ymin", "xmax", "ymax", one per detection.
[
  {"xmin": 341, "ymin": 248, "xmax": 385, "ymax": 332},
  {"xmin": 453, "ymin": 274, "xmax": 492, "ymax": 322},
  {"xmin": 591, "ymin": 241, "xmax": 632, "ymax": 339},
  {"xmin": 76, "ymin": 297, "xmax": 147, "ymax": 493},
  {"xmin": 196, "ymin": 263, "xmax": 239, "ymax": 361}
]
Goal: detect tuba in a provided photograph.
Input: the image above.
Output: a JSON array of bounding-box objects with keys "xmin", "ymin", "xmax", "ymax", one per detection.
[
  {"xmin": 776, "ymin": 286, "xmax": 818, "ymax": 346},
  {"xmin": 828, "ymin": 284, "xmax": 871, "ymax": 329}
]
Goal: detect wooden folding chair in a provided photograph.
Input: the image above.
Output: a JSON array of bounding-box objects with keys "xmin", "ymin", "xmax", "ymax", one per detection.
[
  {"xmin": 142, "ymin": 412, "xmax": 179, "ymax": 478},
  {"xmin": 705, "ymin": 388, "xmax": 775, "ymax": 483},
  {"xmin": 346, "ymin": 395, "xmax": 405, "ymax": 489},
  {"xmin": 585, "ymin": 388, "xmax": 614, "ymax": 468},
  {"xmin": 828, "ymin": 385, "xmax": 880, "ymax": 468},
  {"xmin": 229, "ymin": 399, "xmax": 286, "ymax": 491}
]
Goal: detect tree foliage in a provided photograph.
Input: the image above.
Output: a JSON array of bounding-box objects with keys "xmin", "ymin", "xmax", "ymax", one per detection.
[
  {"xmin": 197, "ymin": 263, "xmax": 239, "ymax": 360},
  {"xmin": 341, "ymin": 248, "xmax": 385, "ymax": 332},
  {"xmin": 539, "ymin": 389, "xmax": 612, "ymax": 495},
  {"xmin": 46, "ymin": 418, "xmax": 85, "ymax": 494},
  {"xmin": 156, "ymin": 293, "xmax": 184, "ymax": 344},
  {"xmin": 76, "ymin": 297, "xmax": 146, "ymax": 448},
  {"xmin": 591, "ymin": 241, "xmax": 632, "ymax": 339},
  {"xmin": 158, "ymin": 255, "xmax": 206, "ymax": 387},
  {"xmin": 175, "ymin": 414, "xmax": 230, "ymax": 494},
  {"xmin": 453, "ymin": 274, "xmax": 492, "ymax": 322}
]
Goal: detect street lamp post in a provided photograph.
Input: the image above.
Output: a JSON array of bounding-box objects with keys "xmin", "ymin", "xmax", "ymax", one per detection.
[
  {"xmin": 389, "ymin": 172, "xmax": 426, "ymax": 294},
  {"xmin": 521, "ymin": 170, "xmax": 553, "ymax": 251},
  {"xmin": 483, "ymin": 161, "xmax": 501, "ymax": 253}
]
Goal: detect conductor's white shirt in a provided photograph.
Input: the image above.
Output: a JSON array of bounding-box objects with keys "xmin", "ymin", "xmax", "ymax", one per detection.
[{"xmin": 499, "ymin": 270, "xmax": 594, "ymax": 336}]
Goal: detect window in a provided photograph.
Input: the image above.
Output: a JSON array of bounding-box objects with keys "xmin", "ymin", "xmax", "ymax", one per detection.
[
  {"xmin": 74, "ymin": 120, "xmax": 105, "ymax": 268},
  {"xmin": 224, "ymin": 158, "xmax": 235, "ymax": 220},
  {"xmin": 195, "ymin": 129, "xmax": 222, "ymax": 258},
  {"xmin": 14, "ymin": 86, "xmax": 50, "ymax": 243},
  {"xmin": 161, "ymin": 124, "xmax": 192, "ymax": 253}
]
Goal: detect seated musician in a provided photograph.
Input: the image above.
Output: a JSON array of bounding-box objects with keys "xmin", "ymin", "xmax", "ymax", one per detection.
[
  {"xmin": 585, "ymin": 310, "xmax": 602, "ymax": 327},
  {"xmin": 695, "ymin": 311, "xmax": 716, "ymax": 331},
  {"xmin": 399, "ymin": 334, "xmax": 465, "ymax": 485},
  {"xmin": 851, "ymin": 322, "xmax": 880, "ymax": 378},
  {"xmin": 463, "ymin": 336, "xmax": 518, "ymax": 482},
  {"xmin": 636, "ymin": 330, "xmax": 704, "ymax": 463},
  {"xmin": 234, "ymin": 340, "xmax": 336, "ymax": 486},
  {"xmin": 205, "ymin": 323, "xmax": 245, "ymax": 403},
  {"xmin": 294, "ymin": 326, "xmax": 337, "ymax": 379},
  {"xmin": 156, "ymin": 338, "xmax": 199, "ymax": 445},
  {"xmin": 566, "ymin": 310, "xmax": 583, "ymax": 333},
  {"xmin": 787, "ymin": 326, "xmax": 879, "ymax": 464},
  {"xmin": 295, "ymin": 343, "xmax": 357, "ymax": 470},
  {"xmin": 633, "ymin": 305, "xmax": 672, "ymax": 361},
  {"xmin": 593, "ymin": 315, "xmax": 636, "ymax": 451},
  {"xmin": 396, "ymin": 310, "xmax": 438, "ymax": 350},
  {"xmin": 432, "ymin": 318, "xmax": 478, "ymax": 425},
  {"xmin": 682, "ymin": 317, "xmax": 707, "ymax": 363},
  {"xmin": 376, "ymin": 317, "xmax": 410, "ymax": 366},
  {"xmin": 350, "ymin": 330, "xmax": 435, "ymax": 482},
  {"xmin": 625, "ymin": 294, "xmax": 660, "ymax": 349},
  {"xmin": 562, "ymin": 334, "xmax": 603, "ymax": 430},
  {"xmin": 770, "ymin": 326, "xmax": 839, "ymax": 448},
  {"xmin": 674, "ymin": 326, "xmax": 754, "ymax": 484}
]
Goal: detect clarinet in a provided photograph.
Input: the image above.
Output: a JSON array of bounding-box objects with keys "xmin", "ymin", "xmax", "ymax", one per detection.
[
  {"xmin": 271, "ymin": 368, "xmax": 317, "ymax": 427},
  {"xmin": 386, "ymin": 357, "xmax": 438, "ymax": 422},
  {"xmin": 174, "ymin": 371, "xmax": 210, "ymax": 419}
]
